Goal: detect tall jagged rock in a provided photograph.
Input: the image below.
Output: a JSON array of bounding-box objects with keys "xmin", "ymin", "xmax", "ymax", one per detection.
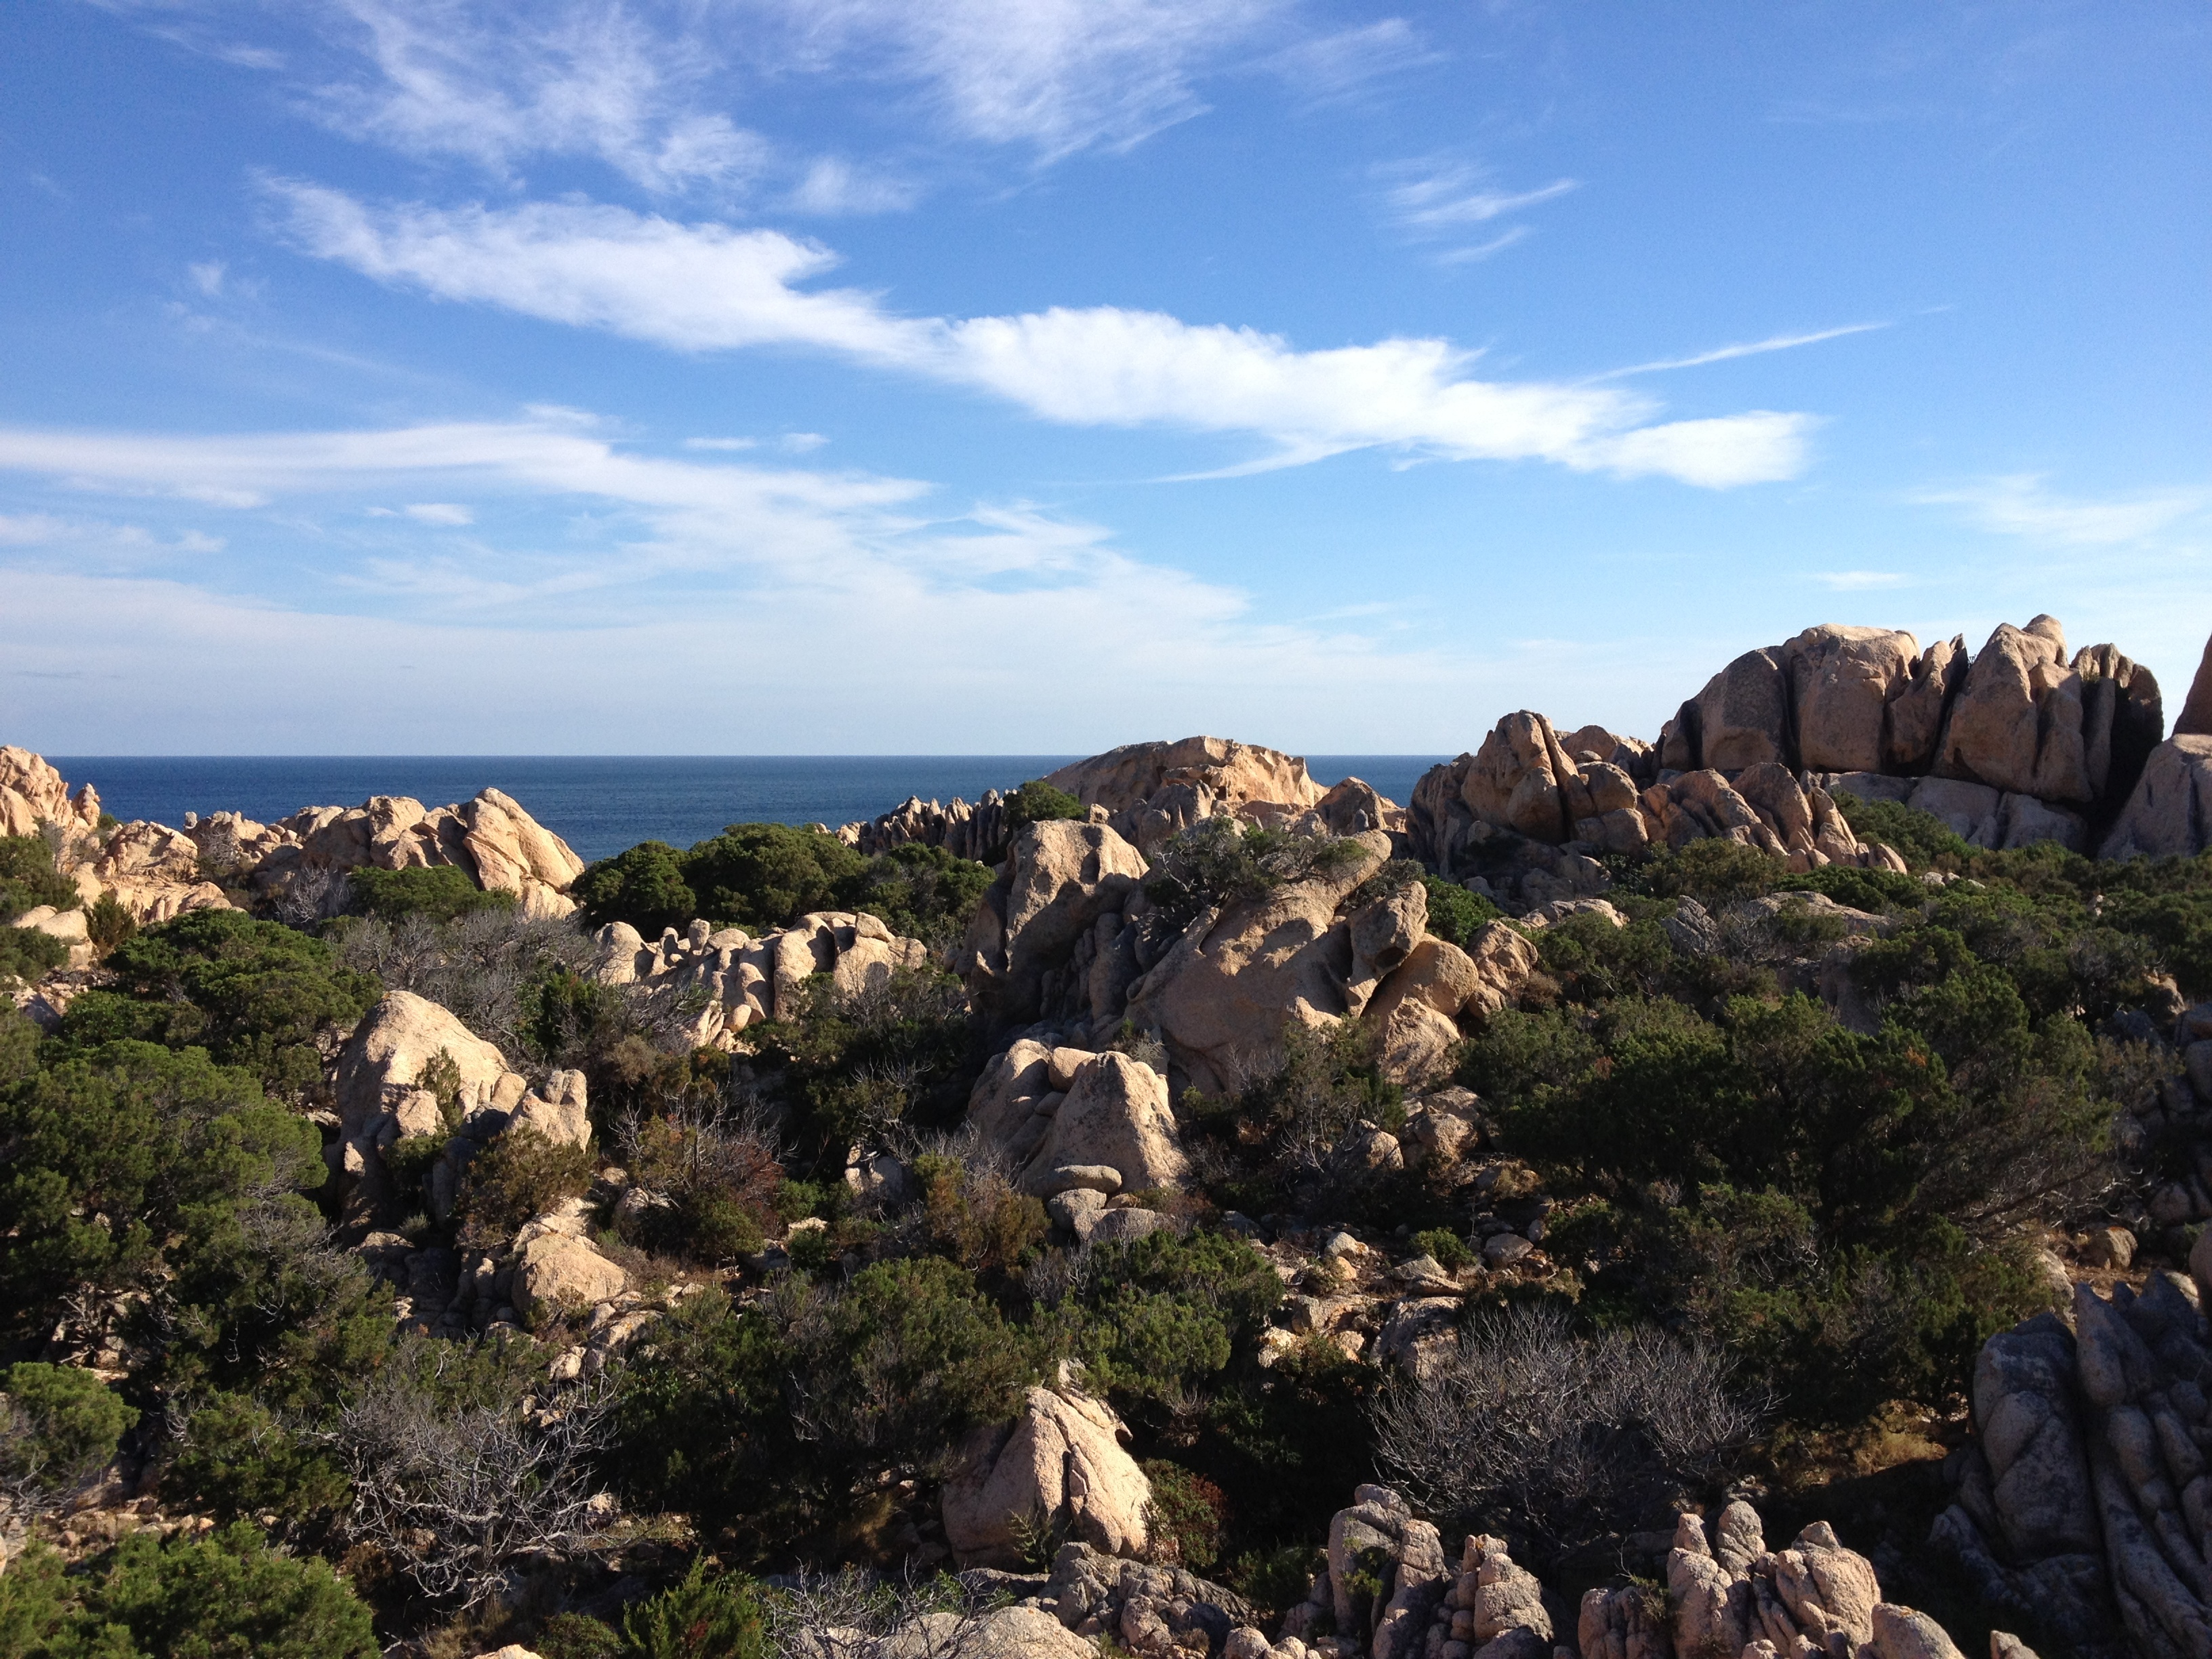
[{"xmin": 1935, "ymin": 617, "xmax": 2094, "ymax": 803}]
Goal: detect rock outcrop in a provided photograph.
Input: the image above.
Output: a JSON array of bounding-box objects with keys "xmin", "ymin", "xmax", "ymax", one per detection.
[
  {"xmin": 962, "ymin": 820, "xmax": 1151, "ymax": 1035},
  {"xmin": 941, "ymin": 1384, "xmax": 1152, "ymax": 1568},
  {"xmin": 1045, "ymin": 737, "xmax": 1342, "ymax": 855},
  {"xmin": 258, "ymin": 786, "xmax": 586, "ymax": 918},
  {"xmin": 968, "ymin": 1043, "xmax": 1189, "ymax": 1196},
  {"xmin": 1121, "ymin": 832, "xmax": 1389, "ymax": 1094},
  {"xmin": 0, "ymin": 747, "xmax": 102, "ymax": 839},
  {"xmin": 590, "ymin": 909, "xmax": 931, "ymax": 1049},
  {"xmin": 1938, "ymin": 1266, "xmax": 2212, "ymax": 1659},
  {"xmin": 2102, "ymin": 735, "xmax": 2212, "ymax": 862}
]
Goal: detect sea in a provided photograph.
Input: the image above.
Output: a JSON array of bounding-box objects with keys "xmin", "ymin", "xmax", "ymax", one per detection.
[{"xmin": 46, "ymin": 756, "xmax": 1448, "ymax": 864}]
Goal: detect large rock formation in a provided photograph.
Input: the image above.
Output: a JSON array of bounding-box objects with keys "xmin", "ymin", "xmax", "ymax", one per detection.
[
  {"xmin": 0, "ymin": 747, "xmax": 102, "ymax": 839},
  {"xmin": 1120, "ymin": 831, "xmax": 1389, "ymax": 1095},
  {"xmin": 962, "ymin": 820, "xmax": 1150, "ymax": 1034},
  {"xmin": 941, "ymin": 1383, "xmax": 1153, "ymax": 1569},
  {"xmin": 260, "ymin": 786, "xmax": 585, "ymax": 918},
  {"xmin": 590, "ymin": 909, "xmax": 931, "ymax": 1049},
  {"xmin": 968, "ymin": 1044, "xmax": 1190, "ymax": 1195},
  {"xmin": 2102, "ymin": 736, "xmax": 2212, "ymax": 862},
  {"xmin": 1046, "ymin": 737, "xmax": 1330, "ymax": 855},
  {"xmin": 1937, "ymin": 1267, "xmax": 2212, "ymax": 1659}
]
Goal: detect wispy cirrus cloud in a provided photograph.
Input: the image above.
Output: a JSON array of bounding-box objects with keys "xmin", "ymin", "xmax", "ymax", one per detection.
[
  {"xmin": 268, "ymin": 184, "xmax": 1814, "ymax": 487},
  {"xmin": 1589, "ymin": 322, "xmax": 1891, "ymax": 381},
  {"xmin": 1811, "ymin": 570, "xmax": 1908, "ymax": 591},
  {"xmin": 1382, "ymin": 167, "xmax": 1578, "ymax": 232},
  {"xmin": 1916, "ymin": 473, "xmax": 2207, "ymax": 545}
]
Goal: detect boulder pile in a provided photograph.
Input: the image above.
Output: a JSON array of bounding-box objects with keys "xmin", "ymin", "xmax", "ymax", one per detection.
[
  {"xmin": 941, "ymin": 1380, "xmax": 1155, "ymax": 1569},
  {"xmin": 587, "ymin": 908, "xmax": 932, "ymax": 1049},
  {"xmin": 960, "ymin": 820, "xmax": 1538, "ymax": 1093}
]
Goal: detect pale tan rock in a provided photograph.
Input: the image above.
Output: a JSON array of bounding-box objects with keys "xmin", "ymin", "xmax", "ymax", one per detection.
[
  {"xmin": 2102, "ymin": 735, "xmax": 2212, "ymax": 861},
  {"xmin": 514, "ymin": 1232, "xmax": 626, "ymax": 1320},
  {"xmin": 1313, "ymin": 775, "xmax": 1395, "ymax": 836},
  {"xmin": 1045, "ymin": 736, "xmax": 1323, "ymax": 831},
  {"xmin": 0, "ymin": 747, "xmax": 101, "ymax": 839},
  {"xmin": 1870, "ymin": 1604, "xmax": 1968, "ymax": 1659},
  {"xmin": 2177, "ymin": 631, "xmax": 2212, "ymax": 738},
  {"xmin": 1345, "ymin": 880, "xmax": 1427, "ymax": 1017},
  {"xmin": 966, "ymin": 821, "xmax": 1147, "ymax": 1025},
  {"xmin": 1887, "ymin": 635, "xmax": 1971, "ymax": 772},
  {"xmin": 1660, "ymin": 645, "xmax": 1789, "ymax": 774},
  {"xmin": 1122, "ymin": 833, "xmax": 1387, "ymax": 1094},
  {"xmin": 1667, "ymin": 1512, "xmax": 1752, "ymax": 1656},
  {"xmin": 508, "ymin": 1070, "xmax": 590, "ymax": 1150},
  {"xmin": 1771, "ymin": 1521, "xmax": 1881, "ymax": 1645},
  {"xmin": 1461, "ymin": 920, "xmax": 1538, "ymax": 1018},
  {"xmin": 1936, "ymin": 617, "xmax": 2092, "ymax": 802},
  {"xmin": 941, "ymin": 1385, "xmax": 1151, "ymax": 1568},
  {"xmin": 1019, "ymin": 1052, "xmax": 1188, "ymax": 1195},
  {"xmin": 1784, "ymin": 624, "xmax": 1921, "ymax": 773},
  {"xmin": 335, "ymin": 991, "xmax": 516, "ymax": 1151},
  {"xmin": 1460, "ymin": 712, "xmax": 1576, "ymax": 842},
  {"xmin": 2073, "ymin": 643, "xmax": 2165, "ymax": 804}
]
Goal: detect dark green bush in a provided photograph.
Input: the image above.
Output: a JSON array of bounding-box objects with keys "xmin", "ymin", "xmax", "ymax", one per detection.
[
  {"xmin": 346, "ymin": 863, "xmax": 515, "ymax": 924},
  {"xmin": 844, "ymin": 842, "xmax": 993, "ymax": 945},
  {"xmin": 1002, "ymin": 779, "xmax": 1086, "ymax": 834},
  {"xmin": 1420, "ymin": 874, "xmax": 1502, "ymax": 949},
  {"xmin": 0, "ymin": 834, "xmax": 77, "ymax": 921},
  {"xmin": 1142, "ymin": 819, "xmax": 1370, "ymax": 944},
  {"xmin": 85, "ymin": 890, "xmax": 137, "ymax": 953},
  {"xmin": 0, "ymin": 1363, "xmax": 138, "ymax": 1506},
  {"xmin": 573, "ymin": 840, "xmax": 695, "ymax": 936},
  {"xmin": 681, "ymin": 823, "xmax": 865, "ymax": 933},
  {"xmin": 619, "ymin": 1557, "xmax": 766, "ymax": 1659},
  {"xmin": 0, "ymin": 1042, "xmax": 325, "ymax": 1345},
  {"xmin": 1634, "ymin": 836, "xmax": 1787, "ymax": 904},
  {"xmin": 0, "ymin": 926, "xmax": 68, "ymax": 989},
  {"xmin": 163, "ymin": 1393, "xmax": 350, "ymax": 1529},
  {"xmin": 1828, "ymin": 795, "xmax": 1974, "ymax": 871},
  {"xmin": 56, "ymin": 909, "xmax": 380, "ymax": 1099},
  {"xmin": 457, "ymin": 1128, "xmax": 595, "ymax": 1248},
  {"xmin": 916, "ymin": 1153, "xmax": 1047, "ymax": 1275},
  {"xmin": 1409, "ymin": 1229, "xmax": 1473, "ymax": 1270},
  {"xmin": 0, "ymin": 1527, "xmax": 376, "ymax": 1658},
  {"xmin": 1142, "ymin": 1459, "xmax": 1228, "ymax": 1570},
  {"xmin": 1069, "ymin": 1231, "xmax": 1282, "ymax": 1407}
]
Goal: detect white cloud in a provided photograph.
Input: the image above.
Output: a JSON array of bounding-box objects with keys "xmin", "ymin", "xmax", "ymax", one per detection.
[
  {"xmin": 683, "ymin": 436, "xmax": 757, "ymax": 451},
  {"xmin": 1916, "ymin": 474, "xmax": 2207, "ymax": 546},
  {"xmin": 786, "ymin": 157, "xmax": 919, "ymax": 216},
  {"xmin": 1383, "ymin": 167, "xmax": 1578, "ymax": 232},
  {"xmin": 403, "ymin": 501, "xmax": 473, "ymax": 525},
  {"xmin": 1434, "ymin": 229, "xmax": 1531, "ymax": 266},
  {"xmin": 188, "ymin": 260, "xmax": 227, "ymax": 297},
  {"xmin": 781, "ymin": 432, "xmax": 829, "ymax": 452},
  {"xmin": 271, "ymin": 187, "xmax": 1815, "ymax": 487},
  {"xmin": 1265, "ymin": 18, "xmax": 1437, "ymax": 103},
  {"xmin": 767, "ymin": 0, "xmax": 1286, "ymax": 160},
  {"xmin": 306, "ymin": 0, "xmax": 770, "ymax": 191},
  {"xmin": 1590, "ymin": 323, "xmax": 1890, "ymax": 381}
]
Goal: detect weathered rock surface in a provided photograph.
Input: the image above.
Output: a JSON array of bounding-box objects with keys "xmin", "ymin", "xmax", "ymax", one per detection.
[
  {"xmin": 0, "ymin": 746, "xmax": 102, "ymax": 839},
  {"xmin": 2102, "ymin": 735, "xmax": 2212, "ymax": 861},
  {"xmin": 1044, "ymin": 737, "xmax": 1328, "ymax": 853},
  {"xmin": 1122, "ymin": 832, "xmax": 1389, "ymax": 1094},
  {"xmin": 594, "ymin": 909, "xmax": 930, "ymax": 1049},
  {"xmin": 941, "ymin": 1385, "xmax": 1151, "ymax": 1568},
  {"xmin": 964, "ymin": 821, "xmax": 1149, "ymax": 1031},
  {"xmin": 512, "ymin": 1231, "xmax": 626, "ymax": 1322},
  {"xmin": 968, "ymin": 1045, "xmax": 1189, "ymax": 1196},
  {"xmin": 1936, "ymin": 617, "xmax": 2094, "ymax": 802}
]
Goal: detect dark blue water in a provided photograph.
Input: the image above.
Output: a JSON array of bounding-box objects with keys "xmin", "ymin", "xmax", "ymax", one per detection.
[{"xmin": 49, "ymin": 756, "xmax": 1445, "ymax": 863}]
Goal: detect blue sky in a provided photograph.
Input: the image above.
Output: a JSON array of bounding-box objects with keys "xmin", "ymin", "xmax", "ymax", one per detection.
[{"xmin": 0, "ymin": 0, "xmax": 2205, "ymax": 755}]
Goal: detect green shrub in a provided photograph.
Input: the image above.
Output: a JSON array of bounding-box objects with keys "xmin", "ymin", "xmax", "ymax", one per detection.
[
  {"xmin": 917, "ymin": 1154, "xmax": 1047, "ymax": 1275},
  {"xmin": 846, "ymin": 843, "xmax": 993, "ymax": 945},
  {"xmin": 573, "ymin": 840, "xmax": 697, "ymax": 936},
  {"xmin": 1774, "ymin": 863, "xmax": 1929, "ymax": 914},
  {"xmin": 0, "ymin": 834, "xmax": 78, "ymax": 921},
  {"xmin": 0, "ymin": 926, "xmax": 68, "ymax": 989},
  {"xmin": 0, "ymin": 1042, "xmax": 325, "ymax": 1344},
  {"xmin": 457, "ymin": 1128, "xmax": 594, "ymax": 1247},
  {"xmin": 1069, "ymin": 1231, "xmax": 1283, "ymax": 1407},
  {"xmin": 1828, "ymin": 795, "xmax": 1973, "ymax": 872},
  {"xmin": 537, "ymin": 1612, "xmax": 623, "ymax": 1659},
  {"xmin": 613, "ymin": 1288, "xmax": 796, "ymax": 1530},
  {"xmin": 1002, "ymin": 779, "xmax": 1086, "ymax": 834},
  {"xmin": 0, "ymin": 1363, "xmax": 138, "ymax": 1506},
  {"xmin": 1142, "ymin": 819, "xmax": 1371, "ymax": 943},
  {"xmin": 67, "ymin": 1522, "xmax": 374, "ymax": 1658},
  {"xmin": 680, "ymin": 823, "xmax": 864, "ymax": 933},
  {"xmin": 163, "ymin": 1393, "xmax": 350, "ymax": 1528},
  {"xmin": 85, "ymin": 890, "xmax": 137, "ymax": 953},
  {"xmin": 1635, "ymin": 836, "xmax": 1787, "ymax": 904},
  {"xmin": 56, "ymin": 909, "xmax": 380, "ymax": 1099},
  {"xmin": 1142, "ymin": 1459, "xmax": 1228, "ymax": 1570},
  {"xmin": 346, "ymin": 863, "xmax": 515, "ymax": 923},
  {"xmin": 1409, "ymin": 1229, "xmax": 1473, "ymax": 1270},
  {"xmin": 619, "ymin": 1557, "xmax": 766, "ymax": 1659},
  {"xmin": 520, "ymin": 965, "xmax": 633, "ymax": 1067},
  {"xmin": 1420, "ymin": 875, "xmax": 1502, "ymax": 949}
]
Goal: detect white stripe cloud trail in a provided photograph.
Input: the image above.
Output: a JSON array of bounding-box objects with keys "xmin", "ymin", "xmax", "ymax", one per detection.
[
  {"xmin": 270, "ymin": 185, "xmax": 1814, "ymax": 488},
  {"xmin": 1917, "ymin": 474, "xmax": 2207, "ymax": 546}
]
